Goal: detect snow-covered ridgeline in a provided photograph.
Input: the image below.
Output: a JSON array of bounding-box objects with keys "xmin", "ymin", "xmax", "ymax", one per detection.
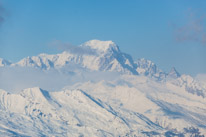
[
  {"xmin": 1, "ymin": 39, "xmax": 205, "ymax": 98},
  {"xmin": 0, "ymin": 76, "xmax": 206, "ymax": 136}
]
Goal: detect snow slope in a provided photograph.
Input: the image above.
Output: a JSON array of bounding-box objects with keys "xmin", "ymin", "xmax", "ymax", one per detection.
[{"xmin": 0, "ymin": 75, "xmax": 206, "ymax": 136}]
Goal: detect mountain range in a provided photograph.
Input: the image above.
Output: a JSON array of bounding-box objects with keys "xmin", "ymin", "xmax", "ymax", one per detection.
[{"xmin": 0, "ymin": 40, "xmax": 206, "ymax": 136}]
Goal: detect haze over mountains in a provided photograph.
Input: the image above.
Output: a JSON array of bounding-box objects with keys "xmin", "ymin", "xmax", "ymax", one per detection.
[{"xmin": 0, "ymin": 40, "xmax": 206, "ymax": 136}]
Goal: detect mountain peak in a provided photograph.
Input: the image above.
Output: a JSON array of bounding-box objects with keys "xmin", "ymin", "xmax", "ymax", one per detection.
[
  {"xmin": 81, "ymin": 39, "xmax": 119, "ymax": 53},
  {"xmin": 168, "ymin": 67, "xmax": 181, "ymax": 78},
  {"xmin": 136, "ymin": 58, "xmax": 157, "ymax": 75},
  {"xmin": 21, "ymin": 87, "xmax": 42, "ymax": 96},
  {"xmin": 20, "ymin": 87, "xmax": 51, "ymax": 102}
]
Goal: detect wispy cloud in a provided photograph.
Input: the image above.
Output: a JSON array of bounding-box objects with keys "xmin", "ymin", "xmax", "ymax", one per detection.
[
  {"xmin": 0, "ymin": 1, "xmax": 5, "ymax": 25},
  {"xmin": 49, "ymin": 40, "xmax": 97, "ymax": 55},
  {"xmin": 0, "ymin": 66, "xmax": 119, "ymax": 93},
  {"xmin": 172, "ymin": 9, "xmax": 206, "ymax": 45}
]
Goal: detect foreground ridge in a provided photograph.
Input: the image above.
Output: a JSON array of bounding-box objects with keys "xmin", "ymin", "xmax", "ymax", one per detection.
[{"xmin": 0, "ymin": 79, "xmax": 206, "ymax": 136}]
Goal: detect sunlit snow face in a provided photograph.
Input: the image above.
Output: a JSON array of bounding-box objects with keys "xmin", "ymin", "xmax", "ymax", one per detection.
[{"xmin": 82, "ymin": 39, "xmax": 119, "ymax": 53}]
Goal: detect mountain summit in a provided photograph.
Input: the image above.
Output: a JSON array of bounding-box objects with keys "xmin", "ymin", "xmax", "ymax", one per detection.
[
  {"xmin": 168, "ymin": 67, "xmax": 181, "ymax": 78},
  {"xmin": 11, "ymin": 40, "xmax": 137, "ymax": 74},
  {"xmin": 81, "ymin": 39, "xmax": 120, "ymax": 53}
]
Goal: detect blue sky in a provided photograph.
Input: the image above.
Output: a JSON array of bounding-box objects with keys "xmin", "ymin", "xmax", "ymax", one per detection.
[{"xmin": 0, "ymin": 0, "xmax": 206, "ymax": 76}]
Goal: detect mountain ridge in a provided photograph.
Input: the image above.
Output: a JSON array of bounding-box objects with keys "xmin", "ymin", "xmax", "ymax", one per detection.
[
  {"xmin": 1, "ymin": 40, "xmax": 205, "ymax": 98},
  {"xmin": 0, "ymin": 79, "xmax": 206, "ymax": 136},
  {"xmin": 1, "ymin": 40, "xmax": 178, "ymax": 77}
]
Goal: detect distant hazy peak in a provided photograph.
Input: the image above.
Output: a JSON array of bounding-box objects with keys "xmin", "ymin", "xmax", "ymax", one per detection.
[
  {"xmin": 136, "ymin": 58, "xmax": 156, "ymax": 67},
  {"xmin": 135, "ymin": 58, "xmax": 158, "ymax": 74},
  {"xmin": 168, "ymin": 67, "xmax": 180, "ymax": 78},
  {"xmin": 81, "ymin": 39, "xmax": 120, "ymax": 53}
]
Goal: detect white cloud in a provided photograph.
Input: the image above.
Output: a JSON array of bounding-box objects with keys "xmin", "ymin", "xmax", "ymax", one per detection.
[
  {"xmin": 0, "ymin": 2, "xmax": 5, "ymax": 24},
  {"xmin": 172, "ymin": 9, "xmax": 206, "ymax": 45},
  {"xmin": 49, "ymin": 40, "xmax": 97, "ymax": 55},
  {"xmin": 0, "ymin": 66, "xmax": 119, "ymax": 93}
]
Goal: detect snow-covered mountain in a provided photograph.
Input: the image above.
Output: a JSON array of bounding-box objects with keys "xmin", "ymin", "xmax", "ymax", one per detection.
[
  {"xmin": 12, "ymin": 40, "xmax": 137, "ymax": 75},
  {"xmin": 0, "ymin": 40, "xmax": 190, "ymax": 80},
  {"xmin": 1, "ymin": 39, "xmax": 206, "ymax": 101},
  {"xmin": 0, "ymin": 39, "xmax": 206, "ymax": 136},
  {"xmin": 167, "ymin": 67, "xmax": 181, "ymax": 79},
  {"xmin": 135, "ymin": 58, "xmax": 167, "ymax": 80}
]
